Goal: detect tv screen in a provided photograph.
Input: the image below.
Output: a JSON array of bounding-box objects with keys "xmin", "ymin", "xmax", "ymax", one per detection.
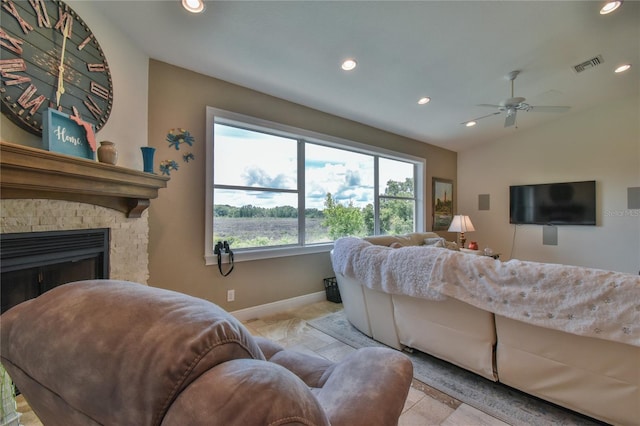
[{"xmin": 509, "ymin": 180, "xmax": 596, "ymax": 225}]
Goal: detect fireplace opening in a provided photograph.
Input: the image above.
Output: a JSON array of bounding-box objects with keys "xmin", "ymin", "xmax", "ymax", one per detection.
[{"xmin": 0, "ymin": 228, "xmax": 109, "ymax": 314}]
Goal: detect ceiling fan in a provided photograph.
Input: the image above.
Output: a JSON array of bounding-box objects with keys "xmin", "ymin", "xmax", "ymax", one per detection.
[{"xmin": 464, "ymin": 70, "xmax": 570, "ymax": 128}]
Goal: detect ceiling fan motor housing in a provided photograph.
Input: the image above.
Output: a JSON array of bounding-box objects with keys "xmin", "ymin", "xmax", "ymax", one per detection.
[{"xmin": 500, "ymin": 97, "xmax": 527, "ymax": 108}]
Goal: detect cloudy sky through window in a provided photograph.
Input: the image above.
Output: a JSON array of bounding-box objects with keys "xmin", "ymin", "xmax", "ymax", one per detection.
[{"xmin": 214, "ymin": 123, "xmax": 412, "ymax": 210}]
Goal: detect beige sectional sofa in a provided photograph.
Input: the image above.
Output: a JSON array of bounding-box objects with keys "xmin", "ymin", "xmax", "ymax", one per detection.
[{"xmin": 332, "ymin": 232, "xmax": 640, "ymax": 426}]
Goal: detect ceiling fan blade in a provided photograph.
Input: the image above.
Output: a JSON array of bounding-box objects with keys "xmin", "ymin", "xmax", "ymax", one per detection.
[
  {"xmin": 477, "ymin": 104, "xmax": 502, "ymax": 108},
  {"xmin": 504, "ymin": 111, "xmax": 517, "ymax": 127},
  {"xmin": 528, "ymin": 105, "xmax": 571, "ymax": 113},
  {"xmin": 461, "ymin": 111, "xmax": 501, "ymax": 125}
]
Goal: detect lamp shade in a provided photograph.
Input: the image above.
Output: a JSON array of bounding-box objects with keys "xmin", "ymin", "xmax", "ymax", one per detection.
[{"xmin": 448, "ymin": 215, "xmax": 475, "ymax": 233}]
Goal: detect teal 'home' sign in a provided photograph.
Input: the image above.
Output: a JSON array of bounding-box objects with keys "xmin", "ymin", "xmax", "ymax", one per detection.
[{"xmin": 43, "ymin": 108, "xmax": 96, "ymax": 160}]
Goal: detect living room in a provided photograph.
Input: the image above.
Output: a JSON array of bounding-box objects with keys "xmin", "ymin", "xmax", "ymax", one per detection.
[
  {"xmin": 2, "ymin": 0, "xmax": 637, "ymax": 315},
  {"xmin": 0, "ymin": 1, "xmax": 638, "ymax": 424}
]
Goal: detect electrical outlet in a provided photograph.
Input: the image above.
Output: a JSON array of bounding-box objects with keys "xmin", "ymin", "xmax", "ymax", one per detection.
[{"xmin": 227, "ymin": 289, "xmax": 235, "ymax": 302}]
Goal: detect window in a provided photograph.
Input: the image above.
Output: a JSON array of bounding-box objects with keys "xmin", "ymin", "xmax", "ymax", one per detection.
[
  {"xmin": 205, "ymin": 108, "xmax": 425, "ymax": 264},
  {"xmin": 213, "ymin": 124, "xmax": 299, "ymax": 248}
]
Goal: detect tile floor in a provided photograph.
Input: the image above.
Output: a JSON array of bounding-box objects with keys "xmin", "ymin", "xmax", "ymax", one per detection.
[{"xmin": 16, "ymin": 300, "xmax": 510, "ymax": 426}]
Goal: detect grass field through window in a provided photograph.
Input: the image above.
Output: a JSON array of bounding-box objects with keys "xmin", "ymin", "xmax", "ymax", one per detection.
[{"xmin": 213, "ymin": 217, "xmax": 331, "ymax": 248}]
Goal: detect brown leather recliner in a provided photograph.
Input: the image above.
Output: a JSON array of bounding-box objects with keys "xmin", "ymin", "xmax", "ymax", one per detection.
[{"xmin": 0, "ymin": 280, "xmax": 412, "ymax": 426}]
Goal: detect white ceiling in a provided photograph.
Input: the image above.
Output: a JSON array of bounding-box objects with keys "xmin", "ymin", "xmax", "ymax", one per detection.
[{"xmin": 93, "ymin": 1, "xmax": 639, "ymax": 152}]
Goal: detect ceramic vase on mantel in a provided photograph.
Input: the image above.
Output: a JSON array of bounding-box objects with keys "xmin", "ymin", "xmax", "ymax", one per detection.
[
  {"xmin": 97, "ymin": 141, "xmax": 118, "ymax": 165},
  {"xmin": 141, "ymin": 147, "xmax": 156, "ymax": 173}
]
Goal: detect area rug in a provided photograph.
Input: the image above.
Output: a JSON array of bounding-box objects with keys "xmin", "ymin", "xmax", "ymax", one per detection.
[{"xmin": 308, "ymin": 310, "xmax": 604, "ymax": 426}]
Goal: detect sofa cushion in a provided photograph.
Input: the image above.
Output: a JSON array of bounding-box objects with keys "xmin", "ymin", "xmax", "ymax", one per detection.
[
  {"xmin": 0, "ymin": 280, "xmax": 265, "ymax": 426},
  {"xmin": 364, "ymin": 231, "xmax": 440, "ymax": 247},
  {"xmin": 424, "ymin": 237, "xmax": 460, "ymax": 251}
]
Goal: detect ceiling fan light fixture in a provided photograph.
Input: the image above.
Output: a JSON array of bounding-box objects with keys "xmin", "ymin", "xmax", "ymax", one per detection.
[
  {"xmin": 418, "ymin": 97, "xmax": 431, "ymax": 105},
  {"xmin": 182, "ymin": 0, "xmax": 205, "ymax": 14},
  {"xmin": 614, "ymin": 64, "xmax": 632, "ymax": 73},
  {"xmin": 465, "ymin": 121, "xmax": 477, "ymax": 127},
  {"xmin": 341, "ymin": 59, "xmax": 357, "ymax": 71},
  {"xmin": 600, "ymin": 1, "xmax": 622, "ymax": 14}
]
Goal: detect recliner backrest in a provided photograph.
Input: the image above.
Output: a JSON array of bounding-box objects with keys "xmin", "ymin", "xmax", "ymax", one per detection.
[{"xmin": 0, "ymin": 280, "xmax": 265, "ymax": 426}]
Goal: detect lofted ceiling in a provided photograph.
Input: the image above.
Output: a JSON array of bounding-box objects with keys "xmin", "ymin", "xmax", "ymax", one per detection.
[{"xmin": 92, "ymin": 1, "xmax": 639, "ymax": 152}]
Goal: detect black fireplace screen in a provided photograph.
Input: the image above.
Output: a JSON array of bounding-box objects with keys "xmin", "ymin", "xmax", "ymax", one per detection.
[{"xmin": 0, "ymin": 228, "xmax": 109, "ymax": 314}]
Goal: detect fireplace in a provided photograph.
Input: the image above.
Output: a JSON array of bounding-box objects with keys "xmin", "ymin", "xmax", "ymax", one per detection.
[
  {"xmin": 0, "ymin": 228, "xmax": 109, "ymax": 314},
  {"xmin": 1, "ymin": 142, "xmax": 168, "ymax": 288}
]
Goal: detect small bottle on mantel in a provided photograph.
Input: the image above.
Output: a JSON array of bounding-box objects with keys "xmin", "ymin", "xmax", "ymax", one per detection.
[{"xmin": 97, "ymin": 141, "xmax": 118, "ymax": 165}]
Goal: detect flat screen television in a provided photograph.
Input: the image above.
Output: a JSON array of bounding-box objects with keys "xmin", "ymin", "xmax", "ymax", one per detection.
[{"xmin": 509, "ymin": 180, "xmax": 596, "ymax": 225}]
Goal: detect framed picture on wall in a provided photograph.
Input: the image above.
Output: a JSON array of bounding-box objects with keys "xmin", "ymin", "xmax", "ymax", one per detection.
[{"xmin": 432, "ymin": 178, "xmax": 453, "ymax": 231}]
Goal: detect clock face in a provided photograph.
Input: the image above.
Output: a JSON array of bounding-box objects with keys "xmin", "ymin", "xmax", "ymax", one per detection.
[{"xmin": 0, "ymin": 0, "xmax": 113, "ymax": 136}]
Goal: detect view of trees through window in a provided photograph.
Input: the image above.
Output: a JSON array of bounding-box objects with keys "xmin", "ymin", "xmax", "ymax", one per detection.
[{"xmin": 212, "ymin": 121, "xmax": 418, "ymax": 250}]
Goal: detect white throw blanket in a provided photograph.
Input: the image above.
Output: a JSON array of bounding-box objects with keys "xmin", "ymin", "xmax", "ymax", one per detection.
[{"xmin": 332, "ymin": 237, "xmax": 640, "ymax": 347}]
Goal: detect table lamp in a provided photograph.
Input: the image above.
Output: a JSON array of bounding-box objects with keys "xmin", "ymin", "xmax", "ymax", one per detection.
[{"xmin": 448, "ymin": 215, "xmax": 475, "ymax": 248}]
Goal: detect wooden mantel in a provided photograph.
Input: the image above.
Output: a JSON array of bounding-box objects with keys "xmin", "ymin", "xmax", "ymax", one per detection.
[{"xmin": 0, "ymin": 141, "xmax": 169, "ymax": 218}]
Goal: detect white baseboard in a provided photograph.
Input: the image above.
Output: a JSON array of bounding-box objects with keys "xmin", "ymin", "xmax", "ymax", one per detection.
[{"xmin": 230, "ymin": 291, "xmax": 326, "ymax": 322}]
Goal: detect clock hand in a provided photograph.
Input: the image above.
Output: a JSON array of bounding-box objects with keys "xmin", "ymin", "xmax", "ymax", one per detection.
[{"xmin": 55, "ymin": 20, "xmax": 70, "ymax": 107}]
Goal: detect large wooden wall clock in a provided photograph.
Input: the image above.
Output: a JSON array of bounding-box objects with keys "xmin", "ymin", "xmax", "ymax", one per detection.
[{"xmin": 0, "ymin": 0, "xmax": 113, "ymax": 136}]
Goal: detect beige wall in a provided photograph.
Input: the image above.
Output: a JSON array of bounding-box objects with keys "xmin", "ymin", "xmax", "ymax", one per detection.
[
  {"xmin": 147, "ymin": 60, "xmax": 457, "ymax": 310},
  {"xmin": 457, "ymin": 95, "xmax": 640, "ymax": 274}
]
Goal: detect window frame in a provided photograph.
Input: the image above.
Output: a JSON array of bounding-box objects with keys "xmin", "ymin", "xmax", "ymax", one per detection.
[{"xmin": 205, "ymin": 107, "xmax": 426, "ymax": 265}]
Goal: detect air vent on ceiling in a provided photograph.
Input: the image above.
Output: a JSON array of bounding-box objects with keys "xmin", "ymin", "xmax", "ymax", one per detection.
[{"xmin": 573, "ymin": 55, "xmax": 604, "ymax": 73}]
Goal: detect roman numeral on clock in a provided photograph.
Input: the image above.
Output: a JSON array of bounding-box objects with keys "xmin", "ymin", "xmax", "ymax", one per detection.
[
  {"xmin": 2, "ymin": 0, "xmax": 34, "ymax": 34},
  {"xmin": 30, "ymin": 0, "xmax": 52, "ymax": 28},
  {"xmin": 83, "ymin": 95, "xmax": 103, "ymax": 120},
  {"xmin": 0, "ymin": 27, "xmax": 24, "ymax": 55},
  {"xmin": 78, "ymin": 34, "xmax": 93, "ymax": 51},
  {"xmin": 90, "ymin": 81, "xmax": 109, "ymax": 100},
  {"xmin": 0, "ymin": 58, "xmax": 30, "ymax": 85},
  {"xmin": 54, "ymin": 8, "xmax": 73, "ymax": 37},
  {"xmin": 87, "ymin": 63, "xmax": 105, "ymax": 72},
  {"xmin": 17, "ymin": 84, "xmax": 46, "ymax": 115},
  {"xmin": 0, "ymin": 57, "xmax": 25, "ymax": 73}
]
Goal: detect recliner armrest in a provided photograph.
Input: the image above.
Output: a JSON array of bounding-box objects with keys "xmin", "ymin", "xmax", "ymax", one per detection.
[
  {"xmin": 257, "ymin": 336, "xmax": 413, "ymax": 426},
  {"xmin": 162, "ymin": 359, "xmax": 330, "ymax": 426},
  {"xmin": 313, "ymin": 347, "xmax": 413, "ymax": 426}
]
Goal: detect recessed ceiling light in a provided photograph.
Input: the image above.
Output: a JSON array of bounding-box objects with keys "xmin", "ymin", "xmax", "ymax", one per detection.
[
  {"xmin": 341, "ymin": 59, "xmax": 357, "ymax": 71},
  {"xmin": 182, "ymin": 0, "xmax": 205, "ymax": 13},
  {"xmin": 417, "ymin": 97, "xmax": 431, "ymax": 105},
  {"xmin": 614, "ymin": 64, "xmax": 632, "ymax": 73},
  {"xmin": 600, "ymin": 0, "xmax": 622, "ymax": 14},
  {"xmin": 465, "ymin": 121, "xmax": 477, "ymax": 127}
]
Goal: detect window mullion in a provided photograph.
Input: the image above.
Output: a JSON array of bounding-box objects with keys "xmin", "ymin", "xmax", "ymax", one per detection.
[
  {"xmin": 374, "ymin": 156, "xmax": 380, "ymax": 235},
  {"xmin": 298, "ymin": 140, "xmax": 305, "ymax": 246},
  {"xmin": 214, "ymin": 184, "xmax": 297, "ymax": 194},
  {"xmin": 413, "ymin": 164, "xmax": 418, "ymax": 232}
]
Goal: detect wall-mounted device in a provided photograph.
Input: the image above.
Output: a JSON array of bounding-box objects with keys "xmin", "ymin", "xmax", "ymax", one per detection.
[{"xmin": 509, "ymin": 180, "xmax": 596, "ymax": 225}]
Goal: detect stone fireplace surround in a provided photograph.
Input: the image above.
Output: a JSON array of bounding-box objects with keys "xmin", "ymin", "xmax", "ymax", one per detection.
[
  {"xmin": 1, "ymin": 199, "xmax": 149, "ymax": 283},
  {"xmin": 0, "ymin": 141, "xmax": 169, "ymax": 284}
]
